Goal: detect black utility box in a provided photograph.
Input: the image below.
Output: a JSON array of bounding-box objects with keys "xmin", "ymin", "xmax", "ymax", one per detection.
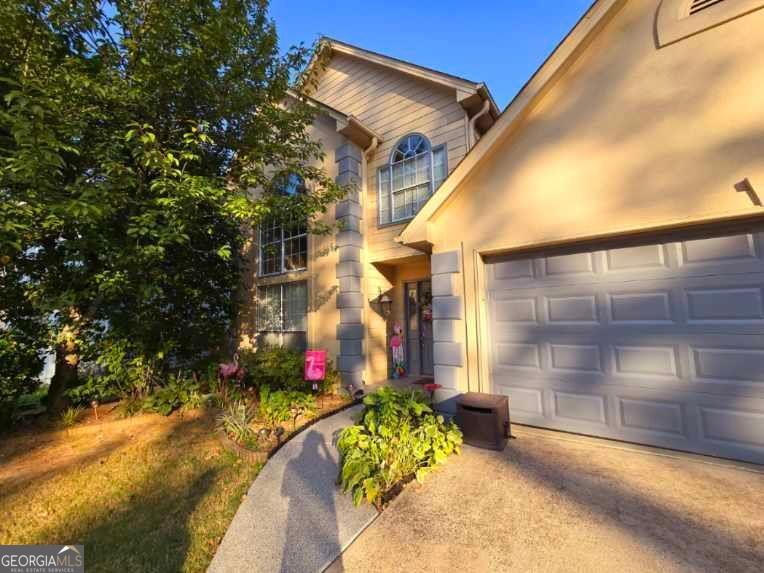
[{"xmin": 455, "ymin": 392, "xmax": 510, "ymax": 451}]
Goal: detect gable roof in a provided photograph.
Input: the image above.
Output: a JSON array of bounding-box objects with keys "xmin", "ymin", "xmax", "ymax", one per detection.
[
  {"xmin": 304, "ymin": 37, "xmax": 501, "ymax": 121},
  {"xmin": 399, "ymin": 0, "xmax": 622, "ymax": 248}
]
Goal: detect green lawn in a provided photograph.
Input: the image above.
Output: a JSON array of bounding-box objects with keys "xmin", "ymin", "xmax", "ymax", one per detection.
[{"xmin": 0, "ymin": 409, "xmax": 261, "ymax": 572}]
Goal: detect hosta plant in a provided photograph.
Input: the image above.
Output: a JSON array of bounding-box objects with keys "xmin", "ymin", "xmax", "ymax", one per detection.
[
  {"xmin": 337, "ymin": 387, "xmax": 463, "ymax": 509},
  {"xmin": 258, "ymin": 386, "xmax": 316, "ymax": 430}
]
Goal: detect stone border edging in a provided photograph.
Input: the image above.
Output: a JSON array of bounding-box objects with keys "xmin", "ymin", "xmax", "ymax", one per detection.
[{"xmin": 215, "ymin": 397, "xmax": 363, "ymax": 464}]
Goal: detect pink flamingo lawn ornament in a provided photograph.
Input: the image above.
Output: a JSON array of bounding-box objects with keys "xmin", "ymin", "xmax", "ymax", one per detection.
[{"xmin": 218, "ymin": 353, "xmax": 246, "ymax": 384}]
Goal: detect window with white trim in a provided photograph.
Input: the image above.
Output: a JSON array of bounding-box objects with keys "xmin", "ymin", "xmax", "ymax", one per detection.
[
  {"xmin": 258, "ymin": 174, "xmax": 308, "ymax": 276},
  {"xmin": 257, "ymin": 281, "xmax": 307, "ymax": 333},
  {"xmin": 378, "ymin": 134, "xmax": 447, "ymax": 225}
]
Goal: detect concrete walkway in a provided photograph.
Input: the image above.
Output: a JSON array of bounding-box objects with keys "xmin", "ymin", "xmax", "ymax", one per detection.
[
  {"xmin": 208, "ymin": 405, "xmax": 377, "ymax": 573},
  {"xmin": 329, "ymin": 425, "xmax": 764, "ymax": 572}
]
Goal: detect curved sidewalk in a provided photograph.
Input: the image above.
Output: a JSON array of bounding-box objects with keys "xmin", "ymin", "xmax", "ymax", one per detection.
[{"xmin": 208, "ymin": 404, "xmax": 377, "ymax": 573}]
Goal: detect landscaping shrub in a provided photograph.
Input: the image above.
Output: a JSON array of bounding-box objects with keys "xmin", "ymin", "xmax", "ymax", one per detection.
[
  {"xmin": 240, "ymin": 347, "xmax": 342, "ymax": 395},
  {"xmin": 217, "ymin": 401, "xmax": 258, "ymax": 447},
  {"xmin": 337, "ymin": 387, "xmax": 463, "ymax": 509},
  {"xmin": 142, "ymin": 374, "xmax": 202, "ymax": 416},
  {"xmin": 0, "ymin": 325, "xmax": 45, "ymax": 427},
  {"xmin": 285, "ymin": 390, "xmax": 317, "ymax": 429},
  {"xmin": 318, "ymin": 361, "xmax": 342, "ymax": 395},
  {"xmin": 59, "ymin": 406, "xmax": 83, "ymax": 428},
  {"xmin": 258, "ymin": 386, "xmax": 317, "ymax": 429},
  {"xmin": 257, "ymin": 385, "xmax": 292, "ymax": 429},
  {"xmin": 243, "ymin": 347, "xmax": 304, "ymax": 391}
]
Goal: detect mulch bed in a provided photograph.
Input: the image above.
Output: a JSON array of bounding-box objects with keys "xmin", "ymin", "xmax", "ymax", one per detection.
[{"xmin": 216, "ymin": 395, "xmax": 360, "ymax": 464}]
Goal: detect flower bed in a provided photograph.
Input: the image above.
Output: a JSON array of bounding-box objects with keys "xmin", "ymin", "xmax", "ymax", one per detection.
[
  {"xmin": 215, "ymin": 392, "xmax": 353, "ymax": 463},
  {"xmin": 337, "ymin": 387, "xmax": 463, "ymax": 510}
]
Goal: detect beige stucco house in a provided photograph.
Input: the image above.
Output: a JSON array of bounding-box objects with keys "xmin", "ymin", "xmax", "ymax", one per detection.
[{"xmin": 245, "ymin": 0, "xmax": 764, "ymax": 465}]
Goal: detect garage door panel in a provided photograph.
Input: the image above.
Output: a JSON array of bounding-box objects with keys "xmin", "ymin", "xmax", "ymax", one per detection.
[
  {"xmin": 546, "ymin": 295, "xmax": 599, "ymax": 324},
  {"xmin": 543, "ymin": 252, "xmax": 596, "ymax": 277},
  {"xmin": 691, "ymin": 346, "xmax": 764, "ymax": 389},
  {"xmin": 553, "ymin": 391, "xmax": 608, "ymax": 424},
  {"xmin": 604, "ymin": 243, "xmax": 669, "ymax": 272},
  {"xmin": 698, "ymin": 406, "xmax": 764, "ymax": 449},
  {"xmin": 549, "ymin": 343, "xmax": 603, "ymax": 373},
  {"xmin": 494, "ymin": 342, "xmax": 542, "ymax": 370},
  {"xmin": 677, "ymin": 233, "xmax": 760, "ymax": 269},
  {"xmin": 494, "ymin": 297, "xmax": 538, "ymax": 324},
  {"xmin": 685, "ymin": 286, "xmax": 764, "ymax": 323},
  {"xmin": 611, "ymin": 344, "xmax": 681, "ymax": 379},
  {"xmin": 487, "ymin": 230, "xmax": 764, "ymax": 464},
  {"xmin": 616, "ymin": 396, "xmax": 686, "ymax": 437},
  {"xmin": 494, "ymin": 386, "xmax": 545, "ymax": 418},
  {"xmin": 608, "ymin": 291, "xmax": 674, "ymax": 324}
]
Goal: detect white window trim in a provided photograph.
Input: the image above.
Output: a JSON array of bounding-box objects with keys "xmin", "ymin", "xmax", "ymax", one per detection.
[
  {"xmin": 657, "ymin": 0, "xmax": 764, "ymax": 47},
  {"xmin": 257, "ymin": 222, "xmax": 308, "ymax": 277},
  {"xmin": 256, "ymin": 281, "xmax": 307, "ymax": 333},
  {"xmin": 377, "ymin": 136, "xmax": 447, "ymax": 226}
]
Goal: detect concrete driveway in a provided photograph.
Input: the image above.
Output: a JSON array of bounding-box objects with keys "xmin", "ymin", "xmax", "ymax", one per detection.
[{"xmin": 329, "ymin": 425, "xmax": 764, "ymax": 573}]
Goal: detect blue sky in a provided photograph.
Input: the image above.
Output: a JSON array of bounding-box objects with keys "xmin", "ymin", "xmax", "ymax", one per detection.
[{"xmin": 269, "ymin": 0, "xmax": 594, "ymax": 109}]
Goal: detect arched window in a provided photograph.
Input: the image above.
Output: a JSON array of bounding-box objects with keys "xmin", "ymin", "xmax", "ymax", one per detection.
[{"xmin": 378, "ymin": 134, "xmax": 448, "ymax": 225}]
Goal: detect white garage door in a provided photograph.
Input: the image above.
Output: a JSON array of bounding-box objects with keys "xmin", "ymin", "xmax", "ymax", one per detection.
[{"xmin": 487, "ymin": 230, "xmax": 764, "ymax": 464}]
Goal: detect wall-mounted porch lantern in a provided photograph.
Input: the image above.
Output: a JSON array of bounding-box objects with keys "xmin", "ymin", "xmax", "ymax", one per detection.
[{"xmin": 378, "ymin": 293, "xmax": 393, "ymax": 317}]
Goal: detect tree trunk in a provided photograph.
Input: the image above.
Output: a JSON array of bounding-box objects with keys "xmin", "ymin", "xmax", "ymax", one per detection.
[{"xmin": 47, "ymin": 338, "xmax": 78, "ymax": 414}]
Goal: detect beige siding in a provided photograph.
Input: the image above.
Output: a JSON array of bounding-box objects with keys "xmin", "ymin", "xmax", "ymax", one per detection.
[
  {"xmin": 240, "ymin": 113, "xmax": 344, "ymax": 359},
  {"xmin": 424, "ymin": 0, "xmax": 764, "ymax": 394},
  {"xmin": 312, "ymin": 53, "xmax": 468, "ymax": 263}
]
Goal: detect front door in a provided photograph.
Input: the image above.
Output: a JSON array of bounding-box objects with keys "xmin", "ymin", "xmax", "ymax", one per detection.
[{"xmin": 405, "ymin": 280, "xmax": 434, "ymax": 376}]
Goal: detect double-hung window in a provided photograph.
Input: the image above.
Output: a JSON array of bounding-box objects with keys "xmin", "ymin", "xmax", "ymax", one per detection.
[
  {"xmin": 258, "ymin": 174, "xmax": 308, "ymax": 276},
  {"xmin": 256, "ymin": 281, "xmax": 307, "ymax": 349},
  {"xmin": 378, "ymin": 134, "xmax": 447, "ymax": 225}
]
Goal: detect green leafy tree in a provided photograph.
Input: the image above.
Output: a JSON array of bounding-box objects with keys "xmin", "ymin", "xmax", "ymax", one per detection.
[{"xmin": 0, "ymin": 0, "xmax": 343, "ymax": 413}]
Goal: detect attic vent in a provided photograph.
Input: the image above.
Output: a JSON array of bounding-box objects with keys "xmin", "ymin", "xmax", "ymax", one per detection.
[{"xmin": 689, "ymin": 0, "xmax": 726, "ymax": 14}]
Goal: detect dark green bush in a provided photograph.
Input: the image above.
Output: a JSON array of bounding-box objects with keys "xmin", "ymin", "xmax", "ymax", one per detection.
[
  {"xmin": 142, "ymin": 374, "xmax": 202, "ymax": 416},
  {"xmin": 0, "ymin": 325, "xmax": 45, "ymax": 427},
  {"xmin": 241, "ymin": 347, "xmax": 341, "ymax": 394},
  {"xmin": 337, "ymin": 387, "xmax": 463, "ymax": 509},
  {"xmin": 242, "ymin": 347, "xmax": 304, "ymax": 391}
]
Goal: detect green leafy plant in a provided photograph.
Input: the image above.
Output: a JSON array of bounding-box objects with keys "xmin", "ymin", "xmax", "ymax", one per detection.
[
  {"xmin": 244, "ymin": 348, "xmax": 306, "ymax": 392},
  {"xmin": 217, "ymin": 401, "xmax": 257, "ymax": 446},
  {"xmin": 117, "ymin": 396, "xmax": 144, "ymax": 418},
  {"xmin": 285, "ymin": 391, "xmax": 317, "ymax": 429},
  {"xmin": 337, "ymin": 387, "xmax": 463, "ymax": 509},
  {"xmin": 210, "ymin": 376, "xmax": 244, "ymax": 409},
  {"xmin": 59, "ymin": 406, "xmax": 83, "ymax": 429},
  {"xmin": 317, "ymin": 361, "xmax": 342, "ymax": 396},
  {"xmin": 258, "ymin": 385, "xmax": 291, "ymax": 430},
  {"xmin": 142, "ymin": 374, "xmax": 202, "ymax": 416},
  {"xmin": 0, "ymin": 0, "xmax": 346, "ymax": 413}
]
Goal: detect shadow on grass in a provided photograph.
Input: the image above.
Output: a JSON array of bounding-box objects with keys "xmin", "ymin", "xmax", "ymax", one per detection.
[
  {"xmin": 27, "ymin": 414, "xmax": 234, "ymax": 573},
  {"xmin": 80, "ymin": 467, "xmax": 218, "ymax": 573},
  {"xmin": 0, "ymin": 431, "xmax": 134, "ymax": 503}
]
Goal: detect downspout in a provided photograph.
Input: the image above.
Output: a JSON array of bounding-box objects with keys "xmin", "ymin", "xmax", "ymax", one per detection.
[
  {"xmin": 467, "ymin": 99, "xmax": 491, "ymax": 149},
  {"xmin": 364, "ymin": 136, "xmax": 379, "ymax": 158},
  {"xmin": 361, "ymin": 135, "xmax": 377, "ymax": 385}
]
